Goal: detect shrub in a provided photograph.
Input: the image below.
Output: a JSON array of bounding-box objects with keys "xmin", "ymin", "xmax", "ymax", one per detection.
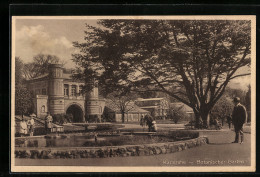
[
  {"xmin": 52, "ymin": 114, "xmax": 73, "ymax": 125},
  {"xmin": 34, "ymin": 127, "xmax": 46, "ymax": 136},
  {"xmin": 64, "ymin": 113, "xmax": 73, "ymax": 123}
]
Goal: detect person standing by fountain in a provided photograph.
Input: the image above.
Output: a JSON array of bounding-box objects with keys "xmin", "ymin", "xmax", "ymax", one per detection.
[
  {"xmin": 145, "ymin": 115, "xmax": 153, "ymax": 132},
  {"xmin": 94, "ymin": 132, "xmax": 98, "ymax": 143},
  {"xmin": 140, "ymin": 115, "xmax": 145, "ymax": 131},
  {"xmin": 45, "ymin": 112, "xmax": 53, "ymax": 134},
  {"xmin": 151, "ymin": 120, "xmax": 157, "ymax": 132},
  {"xmin": 27, "ymin": 115, "xmax": 35, "ymax": 136},
  {"xmin": 19, "ymin": 118, "xmax": 27, "ymax": 137}
]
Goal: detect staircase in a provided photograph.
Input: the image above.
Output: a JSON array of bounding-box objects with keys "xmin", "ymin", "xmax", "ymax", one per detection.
[{"xmin": 15, "ymin": 115, "xmax": 64, "ymax": 134}]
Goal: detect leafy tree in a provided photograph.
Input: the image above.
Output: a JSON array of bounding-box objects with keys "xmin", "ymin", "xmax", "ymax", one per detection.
[
  {"xmin": 211, "ymin": 95, "xmax": 233, "ymax": 126},
  {"xmin": 15, "ymin": 57, "xmax": 25, "ymax": 85},
  {"xmin": 23, "ymin": 54, "xmax": 66, "ymax": 79},
  {"xmin": 170, "ymin": 105, "xmax": 185, "ymax": 124},
  {"xmin": 245, "ymin": 85, "xmax": 251, "ymax": 122},
  {"xmin": 210, "ymin": 86, "xmax": 249, "ymax": 125},
  {"xmin": 106, "ymin": 91, "xmax": 138, "ymax": 123},
  {"xmin": 169, "ymin": 103, "xmax": 193, "ymax": 124},
  {"xmin": 15, "ymin": 57, "xmax": 33, "ymax": 117},
  {"xmin": 225, "ymin": 87, "xmax": 246, "ymax": 105},
  {"xmin": 245, "ymin": 85, "xmax": 251, "ymax": 110},
  {"xmin": 73, "ymin": 20, "xmax": 251, "ymax": 128},
  {"xmin": 15, "ymin": 84, "xmax": 33, "ymax": 117}
]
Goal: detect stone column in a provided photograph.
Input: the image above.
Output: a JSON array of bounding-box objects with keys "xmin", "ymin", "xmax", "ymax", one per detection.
[
  {"xmin": 76, "ymin": 84, "xmax": 79, "ymax": 97},
  {"xmin": 68, "ymin": 84, "xmax": 71, "ymax": 97},
  {"xmin": 48, "ymin": 64, "xmax": 64, "ymax": 115}
]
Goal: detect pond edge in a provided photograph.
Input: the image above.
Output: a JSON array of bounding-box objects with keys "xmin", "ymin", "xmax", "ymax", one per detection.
[{"xmin": 15, "ymin": 136, "xmax": 209, "ymax": 159}]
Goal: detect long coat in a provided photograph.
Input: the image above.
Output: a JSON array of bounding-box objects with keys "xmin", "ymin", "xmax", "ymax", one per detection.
[
  {"xmin": 232, "ymin": 103, "xmax": 247, "ymax": 127},
  {"xmin": 19, "ymin": 121, "xmax": 27, "ymax": 134},
  {"xmin": 45, "ymin": 115, "xmax": 53, "ymax": 129}
]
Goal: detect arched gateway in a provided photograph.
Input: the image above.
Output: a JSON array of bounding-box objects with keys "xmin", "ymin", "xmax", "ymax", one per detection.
[
  {"xmin": 66, "ymin": 104, "xmax": 84, "ymax": 122},
  {"xmin": 26, "ymin": 64, "xmax": 103, "ymax": 121}
]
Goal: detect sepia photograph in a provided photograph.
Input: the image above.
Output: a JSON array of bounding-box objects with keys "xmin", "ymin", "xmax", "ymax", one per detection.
[{"xmin": 11, "ymin": 16, "xmax": 256, "ymax": 172}]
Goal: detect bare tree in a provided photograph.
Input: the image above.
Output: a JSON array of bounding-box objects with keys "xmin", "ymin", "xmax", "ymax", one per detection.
[
  {"xmin": 23, "ymin": 54, "xmax": 66, "ymax": 79},
  {"xmin": 106, "ymin": 91, "xmax": 138, "ymax": 123}
]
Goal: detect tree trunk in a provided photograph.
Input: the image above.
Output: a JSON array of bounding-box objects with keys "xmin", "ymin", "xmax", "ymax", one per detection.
[
  {"xmin": 121, "ymin": 112, "xmax": 125, "ymax": 123},
  {"xmin": 194, "ymin": 108, "xmax": 210, "ymax": 129},
  {"xmin": 194, "ymin": 110, "xmax": 200, "ymax": 128},
  {"xmin": 201, "ymin": 110, "xmax": 210, "ymax": 128}
]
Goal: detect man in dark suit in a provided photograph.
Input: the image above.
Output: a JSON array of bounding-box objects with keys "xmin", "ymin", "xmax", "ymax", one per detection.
[
  {"xmin": 144, "ymin": 114, "xmax": 153, "ymax": 132},
  {"xmin": 232, "ymin": 97, "xmax": 247, "ymax": 144}
]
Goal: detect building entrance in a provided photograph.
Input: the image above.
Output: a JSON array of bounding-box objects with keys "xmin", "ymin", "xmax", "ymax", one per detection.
[{"xmin": 66, "ymin": 104, "xmax": 83, "ymax": 122}]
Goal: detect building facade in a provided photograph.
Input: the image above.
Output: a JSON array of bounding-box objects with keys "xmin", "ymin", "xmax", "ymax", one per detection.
[
  {"xmin": 26, "ymin": 64, "xmax": 104, "ymax": 122},
  {"xmin": 135, "ymin": 98, "xmax": 170, "ymax": 119},
  {"xmin": 103, "ymin": 101, "xmax": 149, "ymax": 122}
]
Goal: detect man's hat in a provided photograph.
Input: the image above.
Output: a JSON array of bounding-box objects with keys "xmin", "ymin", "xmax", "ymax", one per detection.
[{"xmin": 233, "ymin": 97, "xmax": 240, "ymax": 102}]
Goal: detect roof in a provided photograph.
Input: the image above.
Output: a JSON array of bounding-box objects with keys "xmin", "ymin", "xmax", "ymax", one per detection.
[
  {"xmin": 63, "ymin": 73, "xmax": 73, "ymax": 80},
  {"xmin": 105, "ymin": 101, "xmax": 149, "ymax": 114},
  {"xmin": 136, "ymin": 98, "xmax": 165, "ymax": 101},
  {"xmin": 170, "ymin": 102, "xmax": 193, "ymax": 113},
  {"xmin": 26, "ymin": 73, "xmax": 49, "ymax": 81},
  {"xmin": 131, "ymin": 106, "xmax": 150, "ymax": 113},
  {"xmin": 139, "ymin": 106, "xmax": 159, "ymax": 109},
  {"xmin": 26, "ymin": 72, "xmax": 84, "ymax": 83}
]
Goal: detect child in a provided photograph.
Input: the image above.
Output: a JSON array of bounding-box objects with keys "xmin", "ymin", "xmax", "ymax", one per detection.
[
  {"xmin": 151, "ymin": 120, "xmax": 157, "ymax": 132},
  {"xmin": 27, "ymin": 117, "xmax": 35, "ymax": 136}
]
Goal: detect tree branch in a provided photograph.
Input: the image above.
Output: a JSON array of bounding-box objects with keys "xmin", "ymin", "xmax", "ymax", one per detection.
[
  {"xmin": 140, "ymin": 61, "xmax": 192, "ymax": 107},
  {"xmin": 229, "ymin": 73, "xmax": 251, "ymax": 80}
]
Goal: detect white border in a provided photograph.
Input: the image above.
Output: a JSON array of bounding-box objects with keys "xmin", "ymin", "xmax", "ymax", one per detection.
[{"xmin": 11, "ymin": 15, "xmax": 256, "ymax": 172}]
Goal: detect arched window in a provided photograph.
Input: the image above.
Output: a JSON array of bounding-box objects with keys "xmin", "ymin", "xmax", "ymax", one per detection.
[
  {"xmin": 41, "ymin": 105, "xmax": 45, "ymax": 113},
  {"xmin": 64, "ymin": 84, "xmax": 69, "ymax": 96}
]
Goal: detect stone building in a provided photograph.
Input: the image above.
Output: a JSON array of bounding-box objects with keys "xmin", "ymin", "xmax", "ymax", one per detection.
[
  {"xmin": 26, "ymin": 64, "xmax": 104, "ymax": 122},
  {"xmin": 135, "ymin": 98, "xmax": 170, "ymax": 119},
  {"xmin": 103, "ymin": 101, "xmax": 149, "ymax": 122}
]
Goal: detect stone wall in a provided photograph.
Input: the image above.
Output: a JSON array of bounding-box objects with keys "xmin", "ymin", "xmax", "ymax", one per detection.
[
  {"xmin": 15, "ymin": 136, "xmax": 208, "ymax": 159},
  {"xmin": 35, "ymin": 95, "xmax": 48, "ymax": 118}
]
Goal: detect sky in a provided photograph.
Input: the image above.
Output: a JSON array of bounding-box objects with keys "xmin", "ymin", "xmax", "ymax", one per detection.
[
  {"xmin": 14, "ymin": 18, "xmax": 251, "ymax": 91},
  {"xmin": 15, "ymin": 19, "xmax": 99, "ymax": 68}
]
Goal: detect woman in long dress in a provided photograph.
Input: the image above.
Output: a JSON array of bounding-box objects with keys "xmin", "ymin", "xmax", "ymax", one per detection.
[
  {"xmin": 45, "ymin": 112, "xmax": 53, "ymax": 134},
  {"xmin": 19, "ymin": 119, "xmax": 27, "ymax": 137}
]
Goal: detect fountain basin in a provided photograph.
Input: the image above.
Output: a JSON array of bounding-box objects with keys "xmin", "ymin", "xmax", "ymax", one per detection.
[{"xmin": 15, "ymin": 131, "xmax": 209, "ymax": 159}]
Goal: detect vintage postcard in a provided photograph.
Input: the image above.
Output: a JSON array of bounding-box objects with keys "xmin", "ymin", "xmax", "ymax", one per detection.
[{"xmin": 11, "ymin": 16, "xmax": 256, "ymax": 172}]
